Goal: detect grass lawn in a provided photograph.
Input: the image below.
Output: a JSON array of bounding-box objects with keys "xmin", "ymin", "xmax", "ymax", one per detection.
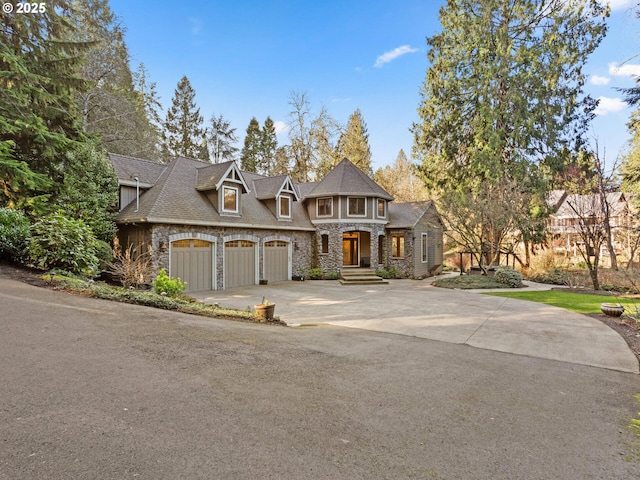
[{"xmin": 485, "ymin": 290, "xmax": 638, "ymax": 315}]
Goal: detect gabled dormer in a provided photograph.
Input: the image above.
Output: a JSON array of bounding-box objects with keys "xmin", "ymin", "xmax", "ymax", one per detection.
[
  {"xmin": 253, "ymin": 175, "xmax": 300, "ymax": 221},
  {"xmin": 196, "ymin": 161, "xmax": 250, "ymax": 216}
]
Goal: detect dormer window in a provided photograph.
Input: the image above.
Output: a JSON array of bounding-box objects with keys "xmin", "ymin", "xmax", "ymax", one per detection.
[
  {"xmin": 279, "ymin": 195, "xmax": 291, "ymax": 219},
  {"xmin": 347, "ymin": 197, "xmax": 366, "ymax": 217},
  {"xmin": 222, "ymin": 186, "xmax": 239, "ymax": 214},
  {"xmin": 317, "ymin": 197, "xmax": 333, "ymax": 217},
  {"xmin": 377, "ymin": 199, "xmax": 386, "ymax": 218}
]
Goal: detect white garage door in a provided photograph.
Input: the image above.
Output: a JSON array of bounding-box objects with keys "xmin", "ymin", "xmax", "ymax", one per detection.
[
  {"xmin": 170, "ymin": 239, "xmax": 213, "ymax": 292},
  {"xmin": 224, "ymin": 240, "xmax": 256, "ymax": 288},
  {"xmin": 264, "ymin": 240, "xmax": 289, "ymax": 283}
]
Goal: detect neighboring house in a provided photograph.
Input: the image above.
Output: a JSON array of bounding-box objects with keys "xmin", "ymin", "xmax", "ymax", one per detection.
[
  {"xmin": 109, "ymin": 154, "xmax": 444, "ymax": 291},
  {"xmin": 547, "ymin": 189, "xmax": 634, "ymax": 257}
]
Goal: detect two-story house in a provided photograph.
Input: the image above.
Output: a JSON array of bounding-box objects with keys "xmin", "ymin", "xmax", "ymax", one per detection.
[{"xmin": 110, "ymin": 153, "xmax": 443, "ymax": 292}]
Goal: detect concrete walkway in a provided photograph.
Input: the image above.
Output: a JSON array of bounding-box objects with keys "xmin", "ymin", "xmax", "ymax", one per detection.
[{"xmin": 193, "ymin": 277, "xmax": 639, "ymax": 374}]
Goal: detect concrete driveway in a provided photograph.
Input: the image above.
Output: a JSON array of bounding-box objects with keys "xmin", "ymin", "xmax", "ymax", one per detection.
[{"xmin": 194, "ymin": 277, "xmax": 640, "ymax": 374}]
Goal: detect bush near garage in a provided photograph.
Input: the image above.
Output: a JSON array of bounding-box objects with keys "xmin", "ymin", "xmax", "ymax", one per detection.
[
  {"xmin": 153, "ymin": 268, "xmax": 187, "ymax": 297},
  {"xmin": 29, "ymin": 211, "xmax": 101, "ymax": 277},
  {"xmin": 0, "ymin": 208, "xmax": 31, "ymax": 263}
]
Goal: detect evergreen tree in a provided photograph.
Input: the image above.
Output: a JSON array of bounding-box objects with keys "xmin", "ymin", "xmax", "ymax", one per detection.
[
  {"xmin": 261, "ymin": 117, "xmax": 278, "ymax": 175},
  {"xmin": 163, "ymin": 76, "xmax": 206, "ymax": 160},
  {"xmin": 57, "ymin": 141, "xmax": 118, "ymax": 243},
  {"xmin": 132, "ymin": 63, "xmax": 164, "ymax": 160},
  {"xmin": 0, "ymin": 0, "xmax": 89, "ymax": 212},
  {"xmin": 413, "ymin": 0, "xmax": 608, "ymax": 191},
  {"xmin": 207, "ymin": 114, "xmax": 239, "ymax": 163},
  {"xmin": 240, "ymin": 117, "xmax": 262, "ymax": 172},
  {"xmin": 411, "ymin": 0, "xmax": 608, "ymax": 260},
  {"xmin": 337, "ymin": 109, "xmax": 372, "ymax": 175}
]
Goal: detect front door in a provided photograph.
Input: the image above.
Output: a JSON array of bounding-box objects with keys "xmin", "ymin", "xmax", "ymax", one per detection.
[{"xmin": 342, "ymin": 232, "xmax": 359, "ymax": 266}]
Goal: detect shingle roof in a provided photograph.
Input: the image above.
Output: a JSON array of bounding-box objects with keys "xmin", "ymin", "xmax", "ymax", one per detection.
[
  {"xmin": 251, "ymin": 174, "xmax": 296, "ymax": 200},
  {"xmin": 387, "ymin": 201, "xmax": 439, "ymax": 229},
  {"xmin": 195, "ymin": 160, "xmax": 236, "ymax": 191},
  {"xmin": 116, "ymin": 156, "xmax": 314, "ymax": 230},
  {"xmin": 109, "ymin": 153, "xmax": 166, "ymax": 186},
  {"xmin": 304, "ymin": 158, "xmax": 394, "ymax": 200}
]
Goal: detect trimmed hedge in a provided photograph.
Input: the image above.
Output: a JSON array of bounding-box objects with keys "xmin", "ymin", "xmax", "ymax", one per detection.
[{"xmin": 494, "ymin": 266, "xmax": 523, "ymax": 288}]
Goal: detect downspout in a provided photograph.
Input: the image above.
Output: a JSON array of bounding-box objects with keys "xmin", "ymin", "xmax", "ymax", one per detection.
[{"xmin": 135, "ymin": 177, "xmax": 139, "ymax": 212}]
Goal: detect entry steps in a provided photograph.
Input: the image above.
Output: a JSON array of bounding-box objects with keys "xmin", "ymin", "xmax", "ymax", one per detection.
[{"xmin": 339, "ymin": 268, "xmax": 388, "ymax": 285}]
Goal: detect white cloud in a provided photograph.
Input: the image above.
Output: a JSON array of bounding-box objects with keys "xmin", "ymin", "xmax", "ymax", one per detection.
[
  {"xmin": 374, "ymin": 45, "xmax": 419, "ymax": 68},
  {"xmin": 609, "ymin": 62, "xmax": 640, "ymax": 77},
  {"xmin": 594, "ymin": 96, "xmax": 627, "ymax": 115},
  {"xmin": 606, "ymin": 0, "xmax": 634, "ymax": 11},
  {"xmin": 590, "ymin": 75, "xmax": 610, "ymax": 86},
  {"xmin": 274, "ymin": 120, "xmax": 288, "ymax": 135},
  {"xmin": 188, "ymin": 17, "xmax": 203, "ymax": 36}
]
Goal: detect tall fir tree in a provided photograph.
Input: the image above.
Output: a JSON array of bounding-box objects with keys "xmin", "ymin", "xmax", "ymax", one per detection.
[
  {"xmin": 261, "ymin": 117, "xmax": 278, "ymax": 175},
  {"xmin": 0, "ymin": 0, "xmax": 89, "ymax": 212},
  {"xmin": 163, "ymin": 76, "xmax": 206, "ymax": 161},
  {"xmin": 132, "ymin": 63, "xmax": 164, "ymax": 160},
  {"xmin": 337, "ymin": 109, "xmax": 372, "ymax": 175},
  {"xmin": 240, "ymin": 117, "xmax": 262, "ymax": 172}
]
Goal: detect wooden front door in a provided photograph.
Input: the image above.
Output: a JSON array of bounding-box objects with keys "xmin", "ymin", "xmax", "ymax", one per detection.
[{"xmin": 342, "ymin": 232, "xmax": 359, "ymax": 266}]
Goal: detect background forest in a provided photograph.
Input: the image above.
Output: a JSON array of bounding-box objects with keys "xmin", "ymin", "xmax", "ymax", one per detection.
[{"xmin": 1, "ymin": 0, "xmax": 640, "ymax": 291}]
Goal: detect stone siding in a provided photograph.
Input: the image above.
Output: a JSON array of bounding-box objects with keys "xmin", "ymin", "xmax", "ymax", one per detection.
[
  {"xmin": 317, "ymin": 222, "xmax": 386, "ymax": 275},
  {"xmin": 148, "ymin": 224, "xmax": 314, "ymax": 290}
]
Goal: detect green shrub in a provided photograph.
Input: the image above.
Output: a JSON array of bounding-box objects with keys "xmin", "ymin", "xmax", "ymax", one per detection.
[
  {"xmin": 325, "ymin": 271, "xmax": 339, "ymax": 280},
  {"xmin": 494, "ymin": 266, "xmax": 523, "ymax": 288},
  {"xmin": 94, "ymin": 240, "xmax": 113, "ymax": 270},
  {"xmin": 524, "ymin": 268, "xmax": 569, "ymax": 286},
  {"xmin": 376, "ymin": 268, "xmax": 390, "ymax": 279},
  {"xmin": 153, "ymin": 268, "xmax": 186, "ymax": 297},
  {"xmin": 29, "ymin": 212, "xmax": 100, "ymax": 277},
  {"xmin": 308, "ymin": 267, "xmax": 323, "ymax": 280},
  {"xmin": 389, "ymin": 267, "xmax": 398, "ymax": 279},
  {"xmin": 0, "ymin": 208, "xmax": 31, "ymax": 263}
]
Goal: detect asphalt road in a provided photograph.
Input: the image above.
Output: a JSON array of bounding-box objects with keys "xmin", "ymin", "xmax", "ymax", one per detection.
[{"xmin": 1, "ymin": 277, "xmax": 640, "ymax": 479}]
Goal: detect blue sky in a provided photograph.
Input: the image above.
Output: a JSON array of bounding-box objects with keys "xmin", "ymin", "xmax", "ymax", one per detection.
[{"xmin": 109, "ymin": 0, "xmax": 640, "ymax": 173}]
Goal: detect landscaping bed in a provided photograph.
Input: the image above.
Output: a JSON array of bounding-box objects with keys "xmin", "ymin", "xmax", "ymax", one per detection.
[{"xmin": 0, "ymin": 261, "xmax": 283, "ymax": 325}]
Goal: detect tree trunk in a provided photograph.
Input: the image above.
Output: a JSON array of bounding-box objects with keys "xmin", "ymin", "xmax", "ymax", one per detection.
[
  {"xmin": 588, "ymin": 268, "xmax": 600, "ymax": 290},
  {"xmin": 595, "ymin": 152, "xmax": 618, "ymax": 270}
]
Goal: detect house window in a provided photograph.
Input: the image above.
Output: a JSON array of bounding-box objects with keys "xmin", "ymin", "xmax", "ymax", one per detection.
[
  {"xmin": 222, "ymin": 186, "xmax": 239, "ymax": 213},
  {"xmin": 391, "ymin": 234, "xmax": 405, "ymax": 258},
  {"xmin": 421, "ymin": 233, "xmax": 428, "ymax": 263},
  {"xmin": 377, "ymin": 199, "xmax": 386, "ymax": 218},
  {"xmin": 320, "ymin": 234, "xmax": 329, "ymax": 254},
  {"xmin": 317, "ymin": 197, "xmax": 333, "ymax": 217},
  {"xmin": 348, "ymin": 197, "xmax": 366, "ymax": 217},
  {"xmin": 279, "ymin": 195, "xmax": 291, "ymax": 218}
]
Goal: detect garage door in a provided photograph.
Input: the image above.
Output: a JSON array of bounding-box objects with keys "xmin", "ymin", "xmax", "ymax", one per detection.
[
  {"xmin": 264, "ymin": 240, "xmax": 289, "ymax": 283},
  {"xmin": 170, "ymin": 239, "xmax": 213, "ymax": 292},
  {"xmin": 224, "ymin": 240, "xmax": 256, "ymax": 288}
]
